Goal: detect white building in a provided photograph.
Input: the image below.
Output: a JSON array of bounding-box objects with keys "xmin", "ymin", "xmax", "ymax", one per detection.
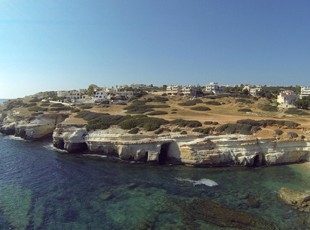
[
  {"xmin": 205, "ymin": 82, "xmax": 221, "ymax": 94},
  {"xmin": 166, "ymin": 85, "xmax": 182, "ymax": 95},
  {"xmin": 93, "ymin": 90, "xmax": 108, "ymax": 100},
  {"xmin": 57, "ymin": 90, "xmax": 83, "ymax": 100},
  {"xmin": 277, "ymin": 90, "xmax": 298, "ymax": 108},
  {"xmin": 181, "ymin": 85, "xmax": 198, "ymax": 96},
  {"xmin": 300, "ymin": 86, "xmax": 310, "ymax": 99}
]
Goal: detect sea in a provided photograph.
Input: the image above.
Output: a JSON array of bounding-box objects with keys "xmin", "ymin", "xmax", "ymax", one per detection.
[{"xmin": 0, "ymin": 135, "xmax": 309, "ymax": 229}]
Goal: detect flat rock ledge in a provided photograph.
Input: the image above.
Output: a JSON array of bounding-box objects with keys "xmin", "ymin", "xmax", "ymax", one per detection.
[{"xmin": 279, "ymin": 187, "xmax": 310, "ymax": 212}]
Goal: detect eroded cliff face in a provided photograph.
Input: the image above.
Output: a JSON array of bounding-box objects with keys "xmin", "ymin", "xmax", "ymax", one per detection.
[
  {"xmin": 0, "ymin": 112, "xmax": 68, "ymax": 140},
  {"xmin": 51, "ymin": 126, "xmax": 310, "ymax": 166}
]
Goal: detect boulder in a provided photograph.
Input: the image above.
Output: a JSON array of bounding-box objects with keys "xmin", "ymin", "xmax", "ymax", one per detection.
[{"xmin": 279, "ymin": 187, "xmax": 310, "ymax": 212}]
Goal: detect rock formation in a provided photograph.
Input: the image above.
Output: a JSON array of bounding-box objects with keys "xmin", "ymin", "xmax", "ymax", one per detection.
[{"xmin": 279, "ymin": 187, "xmax": 310, "ymax": 212}]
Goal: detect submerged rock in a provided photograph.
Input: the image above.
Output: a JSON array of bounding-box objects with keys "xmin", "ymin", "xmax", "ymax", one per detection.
[
  {"xmin": 182, "ymin": 198, "xmax": 276, "ymax": 229},
  {"xmin": 279, "ymin": 187, "xmax": 310, "ymax": 212}
]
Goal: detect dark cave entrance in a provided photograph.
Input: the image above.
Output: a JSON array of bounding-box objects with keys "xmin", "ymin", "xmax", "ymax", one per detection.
[
  {"xmin": 159, "ymin": 143, "xmax": 170, "ymax": 165},
  {"xmin": 253, "ymin": 153, "xmax": 265, "ymax": 167}
]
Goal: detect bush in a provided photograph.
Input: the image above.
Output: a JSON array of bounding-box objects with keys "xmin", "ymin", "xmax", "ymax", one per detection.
[
  {"xmin": 204, "ymin": 121, "xmax": 218, "ymax": 125},
  {"xmin": 170, "ymin": 119, "xmax": 201, "ymax": 127},
  {"xmin": 172, "ymin": 128, "xmax": 181, "ymax": 132},
  {"xmin": 50, "ymin": 103, "xmax": 65, "ymax": 107},
  {"xmin": 80, "ymin": 105, "xmax": 93, "ymax": 110},
  {"xmin": 205, "ymin": 101, "xmax": 221, "ymax": 105},
  {"xmin": 190, "ymin": 106, "xmax": 211, "ymax": 111},
  {"xmin": 284, "ymin": 108, "xmax": 309, "ymax": 115},
  {"xmin": 28, "ymin": 106, "xmax": 48, "ymax": 112},
  {"xmin": 275, "ymin": 129, "xmax": 283, "ymax": 136},
  {"xmin": 128, "ymin": 127, "xmax": 139, "ymax": 134},
  {"xmin": 41, "ymin": 102, "xmax": 50, "ymax": 107},
  {"xmin": 287, "ymin": 132, "xmax": 298, "ymax": 139},
  {"xmin": 180, "ymin": 131, "xmax": 187, "ymax": 135},
  {"xmin": 238, "ymin": 108, "xmax": 252, "ymax": 112},
  {"xmin": 192, "ymin": 127, "xmax": 213, "ymax": 134},
  {"xmin": 235, "ymin": 98, "xmax": 252, "ymax": 104},
  {"xmin": 260, "ymin": 104, "xmax": 278, "ymax": 112},
  {"xmin": 153, "ymin": 96, "xmax": 169, "ymax": 103},
  {"xmin": 178, "ymin": 101, "xmax": 197, "ymax": 106},
  {"xmin": 29, "ymin": 98, "xmax": 41, "ymax": 103},
  {"xmin": 50, "ymin": 106, "xmax": 71, "ymax": 111},
  {"xmin": 24, "ymin": 102, "xmax": 37, "ymax": 107},
  {"xmin": 147, "ymin": 111, "xmax": 168, "ymax": 116}
]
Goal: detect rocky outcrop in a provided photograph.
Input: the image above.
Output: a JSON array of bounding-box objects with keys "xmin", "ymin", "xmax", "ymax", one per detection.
[
  {"xmin": 0, "ymin": 112, "xmax": 68, "ymax": 140},
  {"xmin": 51, "ymin": 126, "xmax": 310, "ymax": 166},
  {"xmin": 278, "ymin": 187, "xmax": 310, "ymax": 212},
  {"xmin": 53, "ymin": 125, "xmax": 88, "ymax": 153}
]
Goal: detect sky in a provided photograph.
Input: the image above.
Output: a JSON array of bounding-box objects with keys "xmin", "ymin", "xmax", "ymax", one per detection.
[{"xmin": 0, "ymin": 0, "xmax": 310, "ymax": 98}]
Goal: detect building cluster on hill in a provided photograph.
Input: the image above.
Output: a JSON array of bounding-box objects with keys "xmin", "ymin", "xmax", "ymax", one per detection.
[{"xmin": 53, "ymin": 82, "xmax": 310, "ymax": 108}]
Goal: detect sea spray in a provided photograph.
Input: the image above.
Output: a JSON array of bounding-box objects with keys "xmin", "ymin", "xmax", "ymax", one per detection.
[{"xmin": 176, "ymin": 177, "xmax": 219, "ymax": 187}]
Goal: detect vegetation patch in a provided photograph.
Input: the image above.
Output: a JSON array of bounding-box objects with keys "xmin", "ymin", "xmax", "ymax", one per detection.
[
  {"xmin": 190, "ymin": 106, "xmax": 211, "ymax": 111},
  {"xmin": 260, "ymin": 104, "xmax": 278, "ymax": 112},
  {"xmin": 147, "ymin": 111, "xmax": 168, "ymax": 116},
  {"xmin": 275, "ymin": 129, "xmax": 283, "ymax": 136},
  {"xmin": 235, "ymin": 98, "xmax": 252, "ymax": 104},
  {"xmin": 28, "ymin": 106, "xmax": 48, "ymax": 112},
  {"xmin": 128, "ymin": 127, "xmax": 139, "ymax": 134},
  {"xmin": 80, "ymin": 105, "xmax": 93, "ymax": 110},
  {"xmin": 216, "ymin": 119, "xmax": 300, "ymax": 135},
  {"xmin": 178, "ymin": 99, "xmax": 202, "ymax": 107},
  {"xmin": 238, "ymin": 108, "xmax": 253, "ymax": 112},
  {"xmin": 171, "ymin": 119, "xmax": 202, "ymax": 128},
  {"xmin": 284, "ymin": 108, "xmax": 309, "ymax": 115},
  {"xmin": 192, "ymin": 127, "xmax": 214, "ymax": 135},
  {"xmin": 204, "ymin": 121, "xmax": 219, "ymax": 125},
  {"xmin": 205, "ymin": 101, "xmax": 221, "ymax": 105},
  {"xmin": 124, "ymin": 100, "xmax": 169, "ymax": 114}
]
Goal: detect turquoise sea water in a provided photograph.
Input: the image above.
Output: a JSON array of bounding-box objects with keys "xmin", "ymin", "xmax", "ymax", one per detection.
[{"xmin": 0, "ymin": 135, "xmax": 309, "ymax": 229}]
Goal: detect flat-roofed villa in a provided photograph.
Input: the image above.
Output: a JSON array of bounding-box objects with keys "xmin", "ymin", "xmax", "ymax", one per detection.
[
  {"xmin": 300, "ymin": 86, "xmax": 310, "ymax": 99},
  {"xmin": 277, "ymin": 90, "xmax": 298, "ymax": 108}
]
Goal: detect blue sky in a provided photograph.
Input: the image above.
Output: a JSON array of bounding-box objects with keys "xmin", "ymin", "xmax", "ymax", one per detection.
[{"xmin": 0, "ymin": 0, "xmax": 310, "ymax": 98}]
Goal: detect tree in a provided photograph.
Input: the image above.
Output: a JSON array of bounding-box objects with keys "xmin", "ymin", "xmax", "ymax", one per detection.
[
  {"xmin": 294, "ymin": 96, "xmax": 310, "ymax": 110},
  {"xmin": 87, "ymin": 84, "xmax": 97, "ymax": 96}
]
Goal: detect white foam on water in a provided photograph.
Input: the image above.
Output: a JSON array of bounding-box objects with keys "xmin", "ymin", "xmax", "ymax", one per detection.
[
  {"xmin": 44, "ymin": 143, "xmax": 68, "ymax": 153},
  {"xmin": 176, "ymin": 177, "xmax": 218, "ymax": 187}
]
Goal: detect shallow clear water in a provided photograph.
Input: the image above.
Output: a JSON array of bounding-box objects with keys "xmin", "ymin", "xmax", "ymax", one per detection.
[{"xmin": 0, "ymin": 135, "xmax": 309, "ymax": 229}]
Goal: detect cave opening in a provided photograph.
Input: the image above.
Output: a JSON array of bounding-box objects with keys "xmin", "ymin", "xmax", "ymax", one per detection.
[{"xmin": 159, "ymin": 143, "xmax": 170, "ymax": 165}]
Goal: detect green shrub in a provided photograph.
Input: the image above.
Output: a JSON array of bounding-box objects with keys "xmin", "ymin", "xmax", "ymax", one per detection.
[
  {"xmin": 29, "ymin": 98, "xmax": 41, "ymax": 103},
  {"xmin": 180, "ymin": 131, "xmax": 187, "ymax": 135},
  {"xmin": 204, "ymin": 121, "xmax": 218, "ymax": 125},
  {"xmin": 172, "ymin": 128, "xmax": 181, "ymax": 132},
  {"xmin": 287, "ymin": 132, "xmax": 298, "ymax": 139},
  {"xmin": 28, "ymin": 106, "xmax": 48, "ymax": 112},
  {"xmin": 238, "ymin": 108, "xmax": 252, "ymax": 112},
  {"xmin": 50, "ymin": 106, "xmax": 71, "ymax": 111},
  {"xmin": 50, "ymin": 103, "xmax": 65, "ymax": 107},
  {"xmin": 147, "ymin": 111, "xmax": 168, "ymax": 116},
  {"xmin": 80, "ymin": 105, "xmax": 93, "ymax": 110},
  {"xmin": 128, "ymin": 127, "xmax": 139, "ymax": 134},
  {"xmin": 24, "ymin": 102, "xmax": 37, "ymax": 107},
  {"xmin": 260, "ymin": 104, "xmax": 278, "ymax": 112},
  {"xmin": 192, "ymin": 127, "xmax": 213, "ymax": 134},
  {"xmin": 71, "ymin": 108, "xmax": 81, "ymax": 113},
  {"xmin": 205, "ymin": 101, "xmax": 221, "ymax": 105},
  {"xmin": 284, "ymin": 108, "xmax": 309, "ymax": 115},
  {"xmin": 235, "ymin": 98, "xmax": 252, "ymax": 104},
  {"xmin": 190, "ymin": 106, "xmax": 211, "ymax": 111},
  {"xmin": 153, "ymin": 96, "xmax": 169, "ymax": 103},
  {"xmin": 41, "ymin": 102, "xmax": 50, "ymax": 107},
  {"xmin": 275, "ymin": 129, "xmax": 283, "ymax": 136},
  {"xmin": 187, "ymin": 120, "xmax": 202, "ymax": 128},
  {"xmin": 171, "ymin": 119, "xmax": 201, "ymax": 127},
  {"xmin": 178, "ymin": 101, "xmax": 198, "ymax": 106}
]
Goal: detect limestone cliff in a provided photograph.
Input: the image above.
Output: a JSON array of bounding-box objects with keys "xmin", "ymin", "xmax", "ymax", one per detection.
[
  {"xmin": 0, "ymin": 112, "xmax": 68, "ymax": 140},
  {"xmin": 51, "ymin": 126, "xmax": 310, "ymax": 167}
]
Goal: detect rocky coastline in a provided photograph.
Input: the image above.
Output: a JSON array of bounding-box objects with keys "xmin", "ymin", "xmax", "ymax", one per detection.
[{"xmin": 1, "ymin": 113, "xmax": 309, "ymax": 167}]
